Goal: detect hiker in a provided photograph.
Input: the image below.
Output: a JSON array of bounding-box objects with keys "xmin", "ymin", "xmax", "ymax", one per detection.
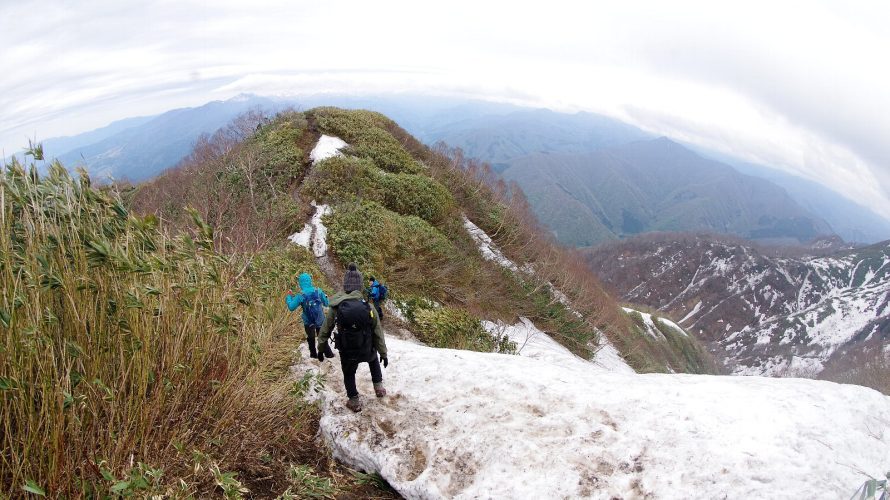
[
  {"xmin": 367, "ymin": 276, "xmax": 385, "ymax": 322},
  {"xmin": 317, "ymin": 263, "xmax": 388, "ymax": 412},
  {"xmin": 285, "ymin": 272, "xmax": 335, "ymax": 359}
]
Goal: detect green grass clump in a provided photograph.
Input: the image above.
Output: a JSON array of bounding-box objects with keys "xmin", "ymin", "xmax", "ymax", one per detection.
[
  {"xmin": 519, "ymin": 282, "xmax": 599, "ymax": 359},
  {"xmin": 309, "ymin": 107, "xmax": 423, "ymax": 174},
  {"xmin": 413, "ymin": 306, "xmax": 516, "ymax": 353}
]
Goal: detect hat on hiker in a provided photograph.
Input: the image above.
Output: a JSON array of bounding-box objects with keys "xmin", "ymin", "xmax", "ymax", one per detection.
[{"xmin": 343, "ymin": 263, "xmax": 363, "ymax": 293}]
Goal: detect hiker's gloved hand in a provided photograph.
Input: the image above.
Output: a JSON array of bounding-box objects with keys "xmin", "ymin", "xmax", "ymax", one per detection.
[
  {"xmin": 316, "ymin": 350, "xmax": 325, "ymax": 362},
  {"xmin": 381, "ymin": 356, "xmax": 388, "ymax": 368}
]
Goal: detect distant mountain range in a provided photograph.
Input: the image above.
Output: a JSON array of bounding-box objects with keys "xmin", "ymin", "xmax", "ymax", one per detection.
[
  {"xmin": 500, "ymin": 138, "xmax": 834, "ymax": 246},
  {"xmin": 585, "ymin": 233, "xmax": 890, "ymax": 377},
  {"xmin": 22, "ymin": 94, "xmax": 290, "ymax": 182},
  {"xmin": 18, "ymin": 93, "xmax": 890, "ymax": 243}
]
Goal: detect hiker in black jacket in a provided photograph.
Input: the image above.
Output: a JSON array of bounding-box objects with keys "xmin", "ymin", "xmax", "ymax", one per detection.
[{"xmin": 317, "ymin": 263, "xmax": 388, "ymax": 412}]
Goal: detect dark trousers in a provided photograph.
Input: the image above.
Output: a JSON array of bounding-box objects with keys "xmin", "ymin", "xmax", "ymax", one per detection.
[
  {"xmin": 340, "ymin": 353, "xmax": 383, "ymax": 399},
  {"xmin": 372, "ymin": 300, "xmax": 384, "ymax": 322},
  {"xmin": 304, "ymin": 324, "xmax": 333, "ymax": 358}
]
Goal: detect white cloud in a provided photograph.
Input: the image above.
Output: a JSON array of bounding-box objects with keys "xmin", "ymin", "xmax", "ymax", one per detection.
[{"xmin": 1, "ymin": 0, "xmax": 888, "ymax": 217}]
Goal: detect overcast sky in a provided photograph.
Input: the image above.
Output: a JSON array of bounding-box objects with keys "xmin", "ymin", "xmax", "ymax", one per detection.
[{"xmin": 2, "ymin": 0, "xmax": 889, "ymax": 217}]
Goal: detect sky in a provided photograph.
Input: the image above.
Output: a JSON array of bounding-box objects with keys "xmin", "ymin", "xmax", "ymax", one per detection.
[{"xmin": 2, "ymin": 0, "xmax": 889, "ymax": 218}]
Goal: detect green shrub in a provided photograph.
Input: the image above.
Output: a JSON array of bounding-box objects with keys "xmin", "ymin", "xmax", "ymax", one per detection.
[
  {"xmin": 301, "ymin": 156, "xmax": 381, "ymax": 203},
  {"xmin": 378, "ymin": 172, "xmax": 454, "ymax": 222},
  {"xmin": 304, "ymin": 156, "xmax": 453, "ymax": 223},
  {"xmin": 325, "ymin": 201, "xmax": 452, "ymax": 279},
  {"xmin": 413, "ymin": 306, "xmax": 516, "ymax": 353},
  {"xmin": 309, "ymin": 107, "xmax": 422, "ymax": 174}
]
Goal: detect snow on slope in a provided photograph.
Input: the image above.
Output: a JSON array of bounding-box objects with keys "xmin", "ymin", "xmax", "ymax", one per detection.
[
  {"xmin": 591, "ymin": 237, "xmax": 890, "ymax": 376},
  {"xmin": 483, "ymin": 317, "xmax": 634, "ymax": 374},
  {"xmin": 295, "ymin": 333, "xmax": 890, "ymax": 499},
  {"xmin": 464, "ymin": 216, "xmax": 630, "ymax": 372},
  {"xmin": 462, "ymin": 216, "xmax": 519, "ymax": 271},
  {"xmin": 622, "ymin": 307, "xmax": 689, "ymax": 339},
  {"xmin": 310, "ymin": 134, "xmax": 347, "ymax": 164}
]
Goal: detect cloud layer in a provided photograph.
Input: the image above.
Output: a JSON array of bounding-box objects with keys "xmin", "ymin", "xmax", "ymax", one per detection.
[{"xmin": 1, "ymin": 0, "xmax": 888, "ymax": 217}]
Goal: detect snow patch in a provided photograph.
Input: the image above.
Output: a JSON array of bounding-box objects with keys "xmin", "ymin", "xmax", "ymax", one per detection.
[
  {"xmin": 680, "ymin": 301, "xmax": 702, "ymax": 324},
  {"xmin": 287, "ymin": 224, "xmax": 312, "ymax": 248},
  {"xmin": 623, "ymin": 307, "xmax": 663, "ymax": 339},
  {"xmin": 295, "ymin": 337, "xmax": 890, "ymax": 499},
  {"xmin": 289, "ymin": 202, "xmax": 332, "ymax": 257},
  {"xmin": 310, "ymin": 134, "xmax": 348, "ymax": 164}
]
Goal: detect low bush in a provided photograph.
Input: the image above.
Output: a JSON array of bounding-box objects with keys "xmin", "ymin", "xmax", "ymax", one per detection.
[
  {"xmin": 378, "ymin": 171, "xmax": 454, "ymax": 223},
  {"xmin": 302, "ymin": 156, "xmax": 453, "ymax": 223},
  {"xmin": 309, "ymin": 107, "xmax": 423, "ymax": 174},
  {"xmin": 413, "ymin": 306, "xmax": 516, "ymax": 353},
  {"xmin": 324, "ymin": 201, "xmax": 454, "ymax": 297},
  {"xmin": 301, "ymin": 155, "xmax": 381, "ymax": 204}
]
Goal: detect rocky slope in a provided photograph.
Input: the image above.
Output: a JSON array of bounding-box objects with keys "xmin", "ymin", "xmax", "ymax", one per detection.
[{"xmin": 585, "ymin": 234, "xmax": 890, "ymax": 375}]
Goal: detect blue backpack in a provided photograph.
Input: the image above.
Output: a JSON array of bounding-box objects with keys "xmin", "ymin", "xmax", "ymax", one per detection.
[
  {"xmin": 303, "ymin": 289, "xmax": 325, "ymax": 329},
  {"xmin": 378, "ymin": 283, "xmax": 388, "ymax": 301}
]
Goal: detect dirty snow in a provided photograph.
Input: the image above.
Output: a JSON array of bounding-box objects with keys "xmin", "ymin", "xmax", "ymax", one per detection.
[
  {"xmin": 310, "ymin": 134, "xmax": 348, "ymax": 164},
  {"xmin": 295, "ymin": 335, "xmax": 890, "ymax": 499},
  {"xmin": 385, "ymin": 301, "xmax": 409, "ymax": 323}
]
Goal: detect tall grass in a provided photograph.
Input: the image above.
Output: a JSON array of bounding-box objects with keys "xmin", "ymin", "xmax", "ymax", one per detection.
[{"xmin": 0, "ymin": 160, "xmax": 319, "ymax": 496}]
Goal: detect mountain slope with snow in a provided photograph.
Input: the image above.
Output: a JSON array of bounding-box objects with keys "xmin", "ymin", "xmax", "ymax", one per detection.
[{"xmin": 586, "ymin": 234, "xmax": 890, "ymax": 376}]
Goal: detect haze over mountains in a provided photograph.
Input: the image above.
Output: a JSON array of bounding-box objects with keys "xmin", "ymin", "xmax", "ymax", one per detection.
[
  {"xmin": 19, "ymin": 93, "xmax": 890, "ymax": 244},
  {"xmin": 503, "ymin": 138, "xmax": 833, "ymax": 246}
]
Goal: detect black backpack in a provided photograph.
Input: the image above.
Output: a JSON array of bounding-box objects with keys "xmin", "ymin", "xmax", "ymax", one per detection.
[{"xmin": 334, "ymin": 299, "xmax": 375, "ymax": 361}]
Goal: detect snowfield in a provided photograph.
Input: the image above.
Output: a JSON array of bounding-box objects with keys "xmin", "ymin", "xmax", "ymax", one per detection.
[{"xmin": 296, "ymin": 331, "xmax": 890, "ymax": 499}]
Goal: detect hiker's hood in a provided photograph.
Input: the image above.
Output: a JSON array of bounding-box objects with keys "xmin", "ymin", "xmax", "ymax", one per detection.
[{"xmin": 298, "ymin": 273, "xmax": 315, "ymax": 293}]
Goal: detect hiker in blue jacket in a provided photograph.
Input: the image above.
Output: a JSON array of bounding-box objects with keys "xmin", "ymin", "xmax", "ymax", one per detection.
[
  {"xmin": 367, "ymin": 276, "xmax": 384, "ymax": 322},
  {"xmin": 285, "ymin": 272, "xmax": 335, "ymax": 359}
]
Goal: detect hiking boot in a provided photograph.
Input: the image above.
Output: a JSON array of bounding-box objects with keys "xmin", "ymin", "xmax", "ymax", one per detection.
[
  {"xmin": 346, "ymin": 396, "xmax": 362, "ymax": 412},
  {"xmin": 374, "ymin": 382, "xmax": 387, "ymax": 398}
]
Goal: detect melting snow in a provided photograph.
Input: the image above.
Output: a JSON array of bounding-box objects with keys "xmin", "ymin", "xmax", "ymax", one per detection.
[
  {"xmin": 310, "ymin": 134, "xmax": 348, "ymax": 164},
  {"xmin": 295, "ymin": 334, "xmax": 890, "ymax": 499},
  {"xmin": 462, "ymin": 216, "xmax": 518, "ymax": 272},
  {"xmin": 679, "ymin": 301, "xmax": 702, "ymax": 324},
  {"xmin": 287, "ymin": 224, "xmax": 312, "ymax": 247},
  {"xmin": 289, "ymin": 202, "xmax": 331, "ymax": 258}
]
